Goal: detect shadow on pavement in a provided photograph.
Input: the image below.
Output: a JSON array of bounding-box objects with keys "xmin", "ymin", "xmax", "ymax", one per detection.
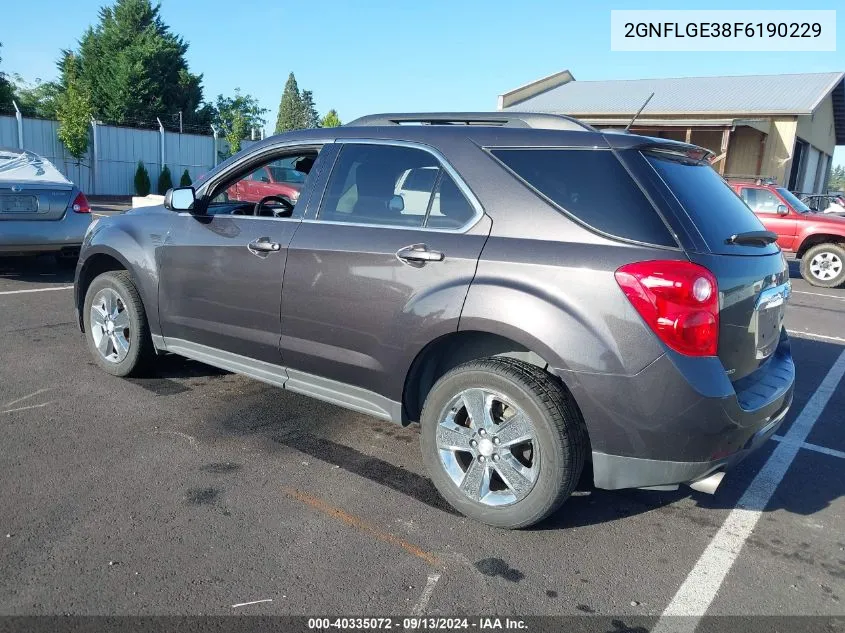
[{"xmin": 0, "ymin": 255, "xmax": 76, "ymax": 284}]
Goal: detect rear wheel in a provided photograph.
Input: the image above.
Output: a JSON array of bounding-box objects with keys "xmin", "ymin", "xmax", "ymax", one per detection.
[
  {"xmin": 83, "ymin": 271, "xmax": 155, "ymax": 376},
  {"xmin": 800, "ymin": 243, "xmax": 845, "ymax": 288},
  {"xmin": 419, "ymin": 357, "xmax": 587, "ymax": 529}
]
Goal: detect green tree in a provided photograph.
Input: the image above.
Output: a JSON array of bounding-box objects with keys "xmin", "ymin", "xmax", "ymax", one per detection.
[
  {"xmin": 320, "ymin": 109, "xmax": 341, "ymax": 128},
  {"xmin": 213, "ymin": 89, "xmax": 267, "ymax": 156},
  {"xmin": 134, "ymin": 161, "xmax": 151, "ymax": 196},
  {"xmin": 66, "ymin": 0, "xmax": 206, "ymax": 125},
  {"xmin": 179, "ymin": 169, "xmax": 192, "ymax": 187},
  {"xmin": 0, "ymin": 43, "xmax": 14, "ymax": 112},
  {"xmin": 274, "ymin": 72, "xmax": 307, "ymax": 133},
  {"xmin": 11, "ymin": 75, "xmax": 61, "ymax": 118},
  {"xmin": 301, "ymin": 90, "xmax": 320, "ymax": 128},
  {"xmin": 828, "ymin": 164, "xmax": 845, "ymax": 193},
  {"xmin": 55, "ymin": 54, "xmax": 93, "ymax": 163},
  {"xmin": 157, "ymin": 165, "xmax": 172, "ymax": 195}
]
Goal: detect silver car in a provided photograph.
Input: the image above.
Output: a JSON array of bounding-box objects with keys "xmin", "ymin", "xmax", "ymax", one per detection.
[{"xmin": 0, "ymin": 147, "xmax": 92, "ymax": 263}]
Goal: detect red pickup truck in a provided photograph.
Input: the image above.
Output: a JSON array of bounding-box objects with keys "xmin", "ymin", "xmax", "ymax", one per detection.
[{"xmin": 729, "ymin": 180, "xmax": 845, "ymax": 288}]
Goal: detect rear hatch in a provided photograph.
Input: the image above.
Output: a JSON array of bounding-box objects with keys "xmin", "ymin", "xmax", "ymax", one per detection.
[
  {"xmin": 641, "ymin": 149, "xmax": 789, "ymax": 382},
  {"xmin": 0, "ymin": 149, "xmax": 73, "ymax": 221}
]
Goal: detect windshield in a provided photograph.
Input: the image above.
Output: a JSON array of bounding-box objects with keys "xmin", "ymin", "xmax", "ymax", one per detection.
[{"xmin": 776, "ymin": 188, "xmax": 811, "ymax": 213}]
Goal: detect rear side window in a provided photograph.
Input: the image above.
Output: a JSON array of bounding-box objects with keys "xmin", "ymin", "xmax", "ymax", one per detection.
[
  {"xmin": 646, "ymin": 152, "xmax": 771, "ymax": 253},
  {"xmin": 490, "ymin": 148, "xmax": 676, "ymax": 247}
]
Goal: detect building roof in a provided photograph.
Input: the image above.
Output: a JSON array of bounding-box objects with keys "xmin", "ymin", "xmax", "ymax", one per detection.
[{"xmin": 500, "ymin": 71, "xmax": 845, "ymax": 143}]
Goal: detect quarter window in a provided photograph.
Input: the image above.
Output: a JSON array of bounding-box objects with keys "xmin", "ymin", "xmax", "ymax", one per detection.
[{"xmin": 319, "ymin": 144, "xmax": 475, "ymax": 229}]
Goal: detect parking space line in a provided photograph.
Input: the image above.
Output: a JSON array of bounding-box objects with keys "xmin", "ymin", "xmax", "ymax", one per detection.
[
  {"xmin": 771, "ymin": 435, "xmax": 845, "ymax": 460},
  {"xmin": 281, "ymin": 487, "xmax": 441, "ymax": 567},
  {"xmin": 0, "ymin": 285, "xmax": 73, "ymax": 296},
  {"xmin": 653, "ymin": 348, "xmax": 845, "ymax": 630},
  {"xmin": 786, "ymin": 330, "xmax": 845, "ymax": 345},
  {"xmin": 2, "ymin": 401, "xmax": 53, "ymax": 415},
  {"xmin": 5, "ymin": 387, "xmax": 52, "ymax": 408},
  {"xmin": 410, "ymin": 573, "xmax": 441, "ymax": 616},
  {"xmin": 792, "ymin": 290, "xmax": 845, "ymax": 301}
]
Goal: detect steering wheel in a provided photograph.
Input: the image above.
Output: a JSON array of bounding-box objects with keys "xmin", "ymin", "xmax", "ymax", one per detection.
[{"xmin": 253, "ymin": 195, "xmax": 294, "ymax": 218}]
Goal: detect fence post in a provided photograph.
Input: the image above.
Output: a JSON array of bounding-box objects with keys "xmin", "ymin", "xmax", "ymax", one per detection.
[
  {"xmin": 12, "ymin": 100, "xmax": 23, "ymax": 149},
  {"xmin": 211, "ymin": 124, "xmax": 219, "ymax": 167},
  {"xmin": 156, "ymin": 117, "xmax": 165, "ymax": 180},
  {"xmin": 89, "ymin": 116, "xmax": 98, "ymax": 195}
]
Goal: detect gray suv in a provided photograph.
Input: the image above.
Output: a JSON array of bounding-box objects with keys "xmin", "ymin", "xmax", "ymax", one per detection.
[{"xmin": 74, "ymin": 113, "xmax": 794, "ymax": 529}]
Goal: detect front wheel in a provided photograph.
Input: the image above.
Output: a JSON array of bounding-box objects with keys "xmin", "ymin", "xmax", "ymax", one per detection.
[
  {"xmin": 419, "ymin": 358, "xmax": 587, "ymax": 529},
  {"xmin": 83, "ymin": 270, "xmax": 155, "ymax": 376},
  {"xmin": 800, "ymin": 243, "xmax": 845, "ymax": 288}
]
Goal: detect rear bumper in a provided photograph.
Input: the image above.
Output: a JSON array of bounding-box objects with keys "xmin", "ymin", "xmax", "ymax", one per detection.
[
  {"xmin": 558, "ymin": 333, "xmax": 795, "ymax": 490},
  {"xmin": 0, "ymin": 211, "xmax": 91, "ymax": 253},
  {"xmin": 592, "ymin": 398, "xmax": 790, "ymax": 490}
]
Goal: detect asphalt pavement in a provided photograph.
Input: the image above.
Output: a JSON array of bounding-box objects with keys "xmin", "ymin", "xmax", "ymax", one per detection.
[{"xmin": 0, "ymin": 253, "xmax": 842, "ymax": 628}]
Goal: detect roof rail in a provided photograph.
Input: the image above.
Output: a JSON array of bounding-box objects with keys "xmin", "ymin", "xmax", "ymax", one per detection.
[{"xmin": 345, "ymin": 112, "xmax": 595, "ymax": 132}]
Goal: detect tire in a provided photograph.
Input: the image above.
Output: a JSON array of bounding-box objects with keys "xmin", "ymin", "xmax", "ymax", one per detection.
[
  {"xmin": 419, "ymin": 357, "xmax": 587, "ymax": 529},
  {"xmin": 82, "ymin": 270, "xmax": 155, "ymax": 377},
  {"xmin": 800, "ymin": 243, "xmax": 845, "ymax": 288}
]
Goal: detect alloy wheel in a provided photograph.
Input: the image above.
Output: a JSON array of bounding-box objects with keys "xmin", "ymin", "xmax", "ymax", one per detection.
[
  {"xmin": 90, "ymin": 287, "xmax": 131, "ymax": 363},
  {"xmin": 436, "ymin": 388, "xmax": 540, "ymax": 506}
]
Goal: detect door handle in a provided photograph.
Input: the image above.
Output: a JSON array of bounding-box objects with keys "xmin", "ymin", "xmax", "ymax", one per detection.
[
  {"xmin": 396, "ymin": 244, "xmax": 444, "ymax": 264},
  {"xmin": 248, "ymin": 237, "xmax": 281, "ymax": 254}
]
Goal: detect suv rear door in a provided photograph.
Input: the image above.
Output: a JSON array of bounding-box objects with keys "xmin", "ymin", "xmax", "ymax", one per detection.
[
  {"xmin": 279, "ymin": 141, "xmax": 490, "ymax": 407},
  {"xmin": 630, "ymin": 149, "xmax": 790, "ymax": 383}
]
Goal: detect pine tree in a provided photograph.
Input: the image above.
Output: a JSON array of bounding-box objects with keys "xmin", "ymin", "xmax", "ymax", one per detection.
[
  {"xmin": 301, "ymin": 90, "xmax": 320, "ymax": 128},
  {"xmin": 321, "ymin": 109, "xmax": 341, "ymax": 128},
  {"xmin": 274, "ymin": 72, "xmax": 306, "ymax": 133},
  {"xmin": 134, "ymin": 161, "xmax": 151, "ymax": 196},
  {"xmin": 157, "ymin": 165, "xmax": 173, "ymax": 195},
  {"xmin": 66, "ymin": 0, "xmax": 206, "ymax": 125}
]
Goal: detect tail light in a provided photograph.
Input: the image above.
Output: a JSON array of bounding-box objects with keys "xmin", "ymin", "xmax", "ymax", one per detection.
[
  {"xmin": 72, "ymin": 192, "xmax": 90, "ymax": 213},
  {"xmin": 615, "ymin": 260, "xmax": 719, "ymax": 357}
]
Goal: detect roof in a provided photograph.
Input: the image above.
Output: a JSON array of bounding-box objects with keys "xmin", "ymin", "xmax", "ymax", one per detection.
[
  {"xmin": 0, "ymin": 148, "xmax": 71, "ymax": 186},
  {"xmin": 500, "ymin": 71, "xmax": 845, "ymax": 143}
]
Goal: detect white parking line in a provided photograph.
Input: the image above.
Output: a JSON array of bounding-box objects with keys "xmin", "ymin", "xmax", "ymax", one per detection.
[
  {"xmin": 410, "ymin": 573, "xmax": 441, "ymax": 616},
  {"xmin": 653, "ymin": 348, "xmax": 845, "ymax": 629},
  {"xmin": 792, "ymin": 290, "xmax": 845, "ymax": 301},
  {"xmin": 0, "ymin": 285, "xmax": 73, "ymax": 296},
  {"xmin": 787, "ymin": 330, "xmax": 845, "ymax": 345},
  {"xmin": 771, "ymin": 435, "xmax": 845, "ymax": 460}
]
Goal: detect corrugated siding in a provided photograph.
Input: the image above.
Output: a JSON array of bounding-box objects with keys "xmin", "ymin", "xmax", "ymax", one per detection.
[
  {"xmin": 505, "ymin": 72, "xmax": 845, "ymax": 116},
  {"xmin": 0, "ymin": 115, "xmax": 217, "ymax": 195}
]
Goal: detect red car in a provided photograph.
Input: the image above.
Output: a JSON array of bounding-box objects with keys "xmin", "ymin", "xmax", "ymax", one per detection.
[
  {"xmin": 729, "ymin": 180, "xmax": 845, "ymax": 288},
  {"xmin": 226, "ymin": 159, "xmax": 306, "ymax": 206}
]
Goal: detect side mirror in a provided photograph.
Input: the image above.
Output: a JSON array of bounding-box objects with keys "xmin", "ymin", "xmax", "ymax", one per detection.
[
  {"xmin": 776, "ymin": 205, "xmax": 788, "ymax": 216},
  {"xmin": 388, "ymin": 195, "xmax": 405, "ymax": 213},
  {"xmin": 164, "ymin": 187, "xmax": 196, "ymax": 211}
]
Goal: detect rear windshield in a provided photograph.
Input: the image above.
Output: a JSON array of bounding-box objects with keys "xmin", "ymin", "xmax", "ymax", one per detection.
[
  {"xmin": 776, "ymin": 187, "xmax": 811, "ymax": 213},
  {"xmin": 490, "ymin": 148, "xmax": 676, "ymax": 246},
  {"xmin": 645, "ymin": 152, "xmax": 769, "ymax": 249}
]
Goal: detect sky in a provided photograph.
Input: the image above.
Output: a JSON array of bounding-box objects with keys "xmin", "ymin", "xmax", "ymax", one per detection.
[{"xmin": 1, "ymin": 0, "xmax": 843, "ymax": 166}]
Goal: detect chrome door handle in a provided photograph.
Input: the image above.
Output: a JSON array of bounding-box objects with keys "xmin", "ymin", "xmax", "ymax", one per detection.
[
  {"xmin": 396, "ymin": 244, "xmax": 444, "ymax": 263},
  {"xmin": 248, "ymin": 238, "xmax": 281, "ymax": 254}
]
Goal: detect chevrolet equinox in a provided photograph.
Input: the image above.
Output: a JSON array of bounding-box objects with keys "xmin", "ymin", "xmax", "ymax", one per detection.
[{"xmin": 74, "ymin": 113, "xmax": 795, "ymax": 529}]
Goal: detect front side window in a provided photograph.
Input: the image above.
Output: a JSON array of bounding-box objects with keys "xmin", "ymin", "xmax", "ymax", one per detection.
[
  {"xmin": 208, "ymin": 151, "xmax": 318, "ymax": 216},
  {"xmin": 741, "ymin": 188, "xmax": 782, "ymax": 214},
  {"xmin": 319, "ymin": 144, "xmax": 475, "ymax": 229}
]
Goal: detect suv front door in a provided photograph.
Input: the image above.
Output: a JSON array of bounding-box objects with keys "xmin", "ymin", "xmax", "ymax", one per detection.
[
  {"xmin": 158, "ymin": 146, "xmax": 324, "ymax": 366},
  {"xmin": 279, "ymin": 141, "xmax": 491, "ymax": 412}
]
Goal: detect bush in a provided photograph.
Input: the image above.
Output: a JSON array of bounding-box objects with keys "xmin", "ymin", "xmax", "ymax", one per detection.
[
  {"xmin": 179, "ymin": 169, "xmax": 192, "ymax": 187},
  {"xmin": 157, "ymin": 165, "xmax": 173, "ymax": 195},
  {"xmin": 134, "ymin": 161, "xmax": 151, "ymax": 197}
]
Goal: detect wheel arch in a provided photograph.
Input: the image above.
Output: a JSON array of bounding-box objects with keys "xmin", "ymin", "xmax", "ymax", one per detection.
[
  {"xmin": 76, "ymin": 248, "xmax": 139, "ymax": 332},
  {"xmin": 795, "ymin": 233, "xmax": 845, "ymax": 258},
  {"xmin": 402, "ymin": 330, "xmax": 570, "ymax": 425}
]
